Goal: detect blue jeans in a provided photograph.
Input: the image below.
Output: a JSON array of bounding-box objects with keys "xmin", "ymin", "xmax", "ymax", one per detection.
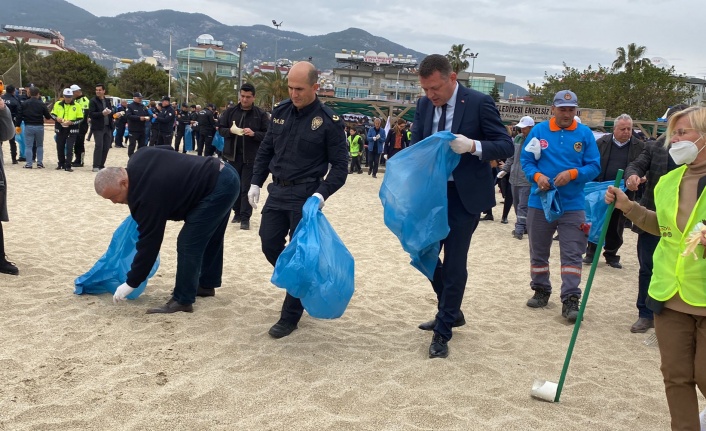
[
  {"xmin": 172, "ymin": 163, "xmax": 240, "ymax": 305},
  {"xmin": 24, "ymin": 125, "xmax": 45, "ymax": 165},
  {"xmin": 636, "ymin": 232, "xmax": 659, "ymax": 319}
]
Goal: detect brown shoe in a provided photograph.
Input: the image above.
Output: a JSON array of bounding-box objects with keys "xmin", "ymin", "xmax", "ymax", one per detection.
[
  {"xmin": 146, "ymin": 298, "xmax": 193, "ymax": 314},
  {"xmin": 630, "ymin": 317, "xmax": 654, "ymax": 333}
]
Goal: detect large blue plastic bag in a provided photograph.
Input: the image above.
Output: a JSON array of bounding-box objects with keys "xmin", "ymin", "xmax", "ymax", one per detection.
[
  {"xmin": 271, "ymin": 197, "xmax": 355, "ymax": 319},
  {"xmin": 74, "ymin": 215, "xmax": 160, "ymax": 299},
  {"xmin": 533, "ymin": 181, "xmax": 564, "ymax": 223},
  {"xmin": 379, "ymin": 131, "xmax": 460, "ymax": 280},
  {"xmin": 184, "ymin": 126, "xmax": 193, "ymax": 152},
  {"xmin": 212, "ymin": 132, "xmax": 224, "ymax": 151},
  {"xmin": 584, "ymin": 180, "xmax": 625, "ymax": 243}
]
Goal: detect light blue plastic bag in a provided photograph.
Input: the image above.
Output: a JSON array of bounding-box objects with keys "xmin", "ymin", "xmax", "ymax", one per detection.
[
  {"xmin": 212, "ymin": 132, "xmax": 224, "ymax": 151},
  {"xmin": 271, "ymin": 197, "xmax": 355, "ymax": 319},
  {"xmin": 16, "ymin": 121, "xmax": 25, "ymax": 156},
  {"xmin": 584, "ymin": 180, "xmax": 626, "ymax": 243},
  {"xmin": 533, "ymin": 180, "xmax": 564, "ymax": 223},
  {"xmin": 184, "ymin": 126, "xmax": 193, "ymax": 152},
  {"xmin": 74, "ymin": 216, "xmax": 160, "ymax": 299},
  {"xmin": 379, "ymin": 131, "xmax": 460, "ymax": 280}
]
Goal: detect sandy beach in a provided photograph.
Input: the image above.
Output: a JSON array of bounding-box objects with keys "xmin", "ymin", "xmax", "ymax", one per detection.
[{"xmin": 0, "ymin": 130, "xmax": 701, "ymax": 430}]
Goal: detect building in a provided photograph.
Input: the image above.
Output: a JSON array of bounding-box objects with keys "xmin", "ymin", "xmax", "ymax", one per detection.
[
  {"xmin": 684, "ymin": 76, "xmax": 706, "ymax": 107},
  {"xmin": 331, "ymin": 50, "xmax": 506, "ymax": 102},
  {"xmin": 0, "ymin": 25, "xmax": 67, "ymax": 57},
  {"xmin": 332, "ymin": 50, "xmax": 420, "ymax": 102},
  {"xmin": 175, "ymin": 34, "xmax": 239, "ymax": 79}
]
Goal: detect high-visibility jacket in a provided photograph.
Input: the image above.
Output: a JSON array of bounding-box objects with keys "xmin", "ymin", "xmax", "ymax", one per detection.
[
  {"xmin": 51, "ymin": 100, "xmax": 84, "ymax": 132},
  {"xmin": 348, "ymin": 134, "xmax": 362, "ymax": 156},
  {"xmin": 650, "ymin": 165, "xmax": 706, "ymax": 306}
]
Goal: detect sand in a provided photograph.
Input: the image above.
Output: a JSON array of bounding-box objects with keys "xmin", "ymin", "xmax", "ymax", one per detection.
[{"xmin": 0, "ymin": 129, "xmax": 701, "ymax": 430}]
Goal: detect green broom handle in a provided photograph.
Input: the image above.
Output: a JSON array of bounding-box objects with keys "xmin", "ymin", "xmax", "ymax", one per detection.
[{"xmin": 554, "ymin": 169, "xmax": 624, "ymax": 402}]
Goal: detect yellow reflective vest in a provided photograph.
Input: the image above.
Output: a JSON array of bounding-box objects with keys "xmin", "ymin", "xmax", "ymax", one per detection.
[
  {"xmin": 650, "ymin": 165, "xmax": 706, "ymax": 306},
  {"xmin": 51, "ymin": 100, "xmax": 84, "ymax": 132}
]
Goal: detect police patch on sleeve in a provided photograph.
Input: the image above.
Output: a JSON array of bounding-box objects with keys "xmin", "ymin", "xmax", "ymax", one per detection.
[{"xmin": 311, "ymin": 116, "xmax": 323, "ymax": 130}]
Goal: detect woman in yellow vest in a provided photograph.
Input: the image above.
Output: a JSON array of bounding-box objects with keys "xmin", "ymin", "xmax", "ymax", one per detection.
[{"xmin": 606, "ymin": 106, "xmax": 706, "ymax": 430}]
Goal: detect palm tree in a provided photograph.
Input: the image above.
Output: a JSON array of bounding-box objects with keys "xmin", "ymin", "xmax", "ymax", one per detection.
[
  {"xmin": 253, "ymin": 69, "xmax": 288, "ymax": 111},
  {"xmin": 446, "ymin": 44, "xmax": 471, "ymax": 74},
  {"xmin": 188, "ymin": 71, "xmax": 236, "ymax": 108},
  {"xmin": 611, "ymin": 43, "xmax": 651, "ymax": 73}
]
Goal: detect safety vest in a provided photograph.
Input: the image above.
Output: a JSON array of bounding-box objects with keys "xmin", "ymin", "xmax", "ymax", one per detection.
[
  {"xmin": 51, "ymin": 101, "xmax": 84, "ymax": 121},
  {"xmin": 348, "ymin": 134, "xmax": 362, "ymax": 156},
  {"xmin": 76, "ymin": 95, "xmax": 90, "ymax": 112},
  {"xmin": 650, "ymin": 165, "xmax": 706, "ymax": 306}
]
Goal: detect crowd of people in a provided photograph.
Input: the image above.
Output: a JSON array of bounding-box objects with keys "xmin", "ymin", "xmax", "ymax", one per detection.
[{"xmin": 0, "ymin": 54, "xmax": 704, "ymax": 430}]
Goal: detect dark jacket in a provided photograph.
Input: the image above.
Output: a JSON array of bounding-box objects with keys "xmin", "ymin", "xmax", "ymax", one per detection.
[
  {"xmin": 196, "ymin": 109, "xmax": 216, "ymax": 134},
  {"xmin": 384, "ymin": 128, "xmax": 409, "ymax": 156},
  {"xmin": 126, "ymin": 101, "xmax": 149, "ymax": 132},
  {"xmin": 1, "ymin": 93, "xmax": 22, "ymax": 127},
  {"xmin": 155, "ymin": 104, "xmax": 176, "ymax": 134},
  {"xmin": 88, "ymin": 96, "xmax": 115, "ymax": 131},
  {"xmin": 595, "ymin": 134, "xmax": 644, "ymax": 182},
  {"xmin": 176, "ymin": 109, "xmax": 191, "ymax": 132},
  {"xmin": 19, "ymin": 97, "xmax": 51, "ymax": 126},
  {"xmin": 218, "ymin": 103, "xmax": 269, "ymax": 163},
  {"xmin": 625, "ymin": 135, "xmax": 680, "ymax": 213}
]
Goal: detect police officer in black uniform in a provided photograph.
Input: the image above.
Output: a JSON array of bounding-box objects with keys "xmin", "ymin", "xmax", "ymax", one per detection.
[
  {"xmin": 174, "ymin": 103, "xmax": 191, "ymax": 152},
  {"xmin": 248, "ymin": 61, "xmax": 349, "ymax": 339},
  {"xmin": 126, "ymin": 92, "xmax": 150, "ymax": 157},
  {"xmin": 155, "ymin": 96, "xmax": 175, "ymax": 146}
]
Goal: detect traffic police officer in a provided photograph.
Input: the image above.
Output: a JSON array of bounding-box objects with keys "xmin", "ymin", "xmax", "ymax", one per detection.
[
  {"xmin": 70, "ymin": 85, "xmax": 90, "ymax": 167},
  {"xmin": 50, "ymin": 88, "xmax": 84, "ymax": 171},
  {"xmin": 247, "ymin": 61, "xmax": 349, "ymax": 339},
  {"xmin": 126, "ymin": 92, "xmax": 150, "ymax": 157}
]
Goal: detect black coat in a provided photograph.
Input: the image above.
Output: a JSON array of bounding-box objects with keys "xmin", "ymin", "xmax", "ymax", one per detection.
[
  {"xmin": 218, "ymin": 104, "xmax": 269, "ymax": 163},
  {"xmin": 88, "ymin": 96, "xmax": 115, "ymax": 131}
]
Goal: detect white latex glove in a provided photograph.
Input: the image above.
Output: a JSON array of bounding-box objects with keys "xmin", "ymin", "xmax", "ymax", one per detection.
[
  {"xmin": 383, "ymin": 154, "xmax": 388, "ymax": 160},
  {"xmin": 373, "ymin": 136, "xmax": 379, "ymax": 141},
  {"xmin": 312, "ymin": 192, "xmax": 325, "ymax": 209},
  {"xmin": 248, "ymin": 184, "xmax": 261, "ymax": 209},
  {"xmin": 449, "ymin": 134, "xmax": 475, "ymax": 154},
  {"xmin": 497, "ymin": 170, "xmax": 508, "ymax": 179},
  {"xmin": 113, "ymin": 282, "xmax": 134, "ymax": 304},
  {"xmin": 230, "ymin": 121, "xmax": 244, "ymax": 136},
  {"xmin": 524, "ymin": 137, "xmax": 542, "ymax": 160}
]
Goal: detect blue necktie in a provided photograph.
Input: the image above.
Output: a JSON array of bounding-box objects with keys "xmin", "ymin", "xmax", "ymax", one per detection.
[{"xmin": 438, "ymin": 103, "xmax": 447, "ymax": 132}]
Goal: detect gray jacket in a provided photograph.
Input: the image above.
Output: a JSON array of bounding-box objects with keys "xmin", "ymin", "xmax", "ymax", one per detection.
[
  {"xmin": 0, "ymin": 106, "xmax": 14, "ymax": 221},
  {"xmin": 501, "ymin": 134, "xmax": 530, "ymax": 187}
]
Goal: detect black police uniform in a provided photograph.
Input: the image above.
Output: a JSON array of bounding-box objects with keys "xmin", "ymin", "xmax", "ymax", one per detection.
[
  {"xmin": 126, "ymin": 101, "xmax": 149, "ymax": 157},
  {"xmin": 196, "ymin": 108, "xmax": 216, "ymax": 156},
  {"xmin": 156, "ymin": 104, "xmax": 176, "ymax": 146},
  {"xmin": 0, "ymin": 92, "xmax": 21, "ymax": 163},
  {"xmin": 251, "ymin": 97, "xmax": 348, "ymax": 326},
  {"xmin": 174, "ymin": 108, "xmax": 191, "ymax": 152}
]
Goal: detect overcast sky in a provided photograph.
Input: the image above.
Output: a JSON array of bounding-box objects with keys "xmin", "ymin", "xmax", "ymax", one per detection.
[{"xmin": 67, "ymin": 0, "xmax": 706, "ymax": 88}]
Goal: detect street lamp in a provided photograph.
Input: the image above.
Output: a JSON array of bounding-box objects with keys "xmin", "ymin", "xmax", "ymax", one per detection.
[
  {"xmin": 236, "ymin": 42, "xmax": 247, "ymax": 93},
  {"xmin": 468, "ymin": 52, "xmax": 478, "ymax": 91},
  {"xmin": 395, "ymin": 68, "xmax": 402, "ymax": 101},
  {"xmin": 272, "ymin": 19, "xmax": 283, "ymax": 108}
]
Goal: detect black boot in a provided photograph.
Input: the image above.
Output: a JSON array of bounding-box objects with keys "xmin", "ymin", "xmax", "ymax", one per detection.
[{"xmin": 0, "ymin": 257, "xmax": 19, "ymax": 275}]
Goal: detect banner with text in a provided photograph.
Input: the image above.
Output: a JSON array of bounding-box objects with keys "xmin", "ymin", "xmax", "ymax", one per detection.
[{"xmin": 496, "ymin": 103, "xmax": 606, "ymax": 128}]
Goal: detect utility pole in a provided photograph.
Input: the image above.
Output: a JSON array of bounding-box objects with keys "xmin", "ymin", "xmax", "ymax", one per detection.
[
  {"xmin": 272, "ymin": 20, "xmax": 282, "ymax": 109},
  {"xmin": 468, "ymin": 53, "xmax": 478, "ymax": 91},
  {"xmin": 237, "ymin": 42, "xmax": 247, "ymax": 93}
]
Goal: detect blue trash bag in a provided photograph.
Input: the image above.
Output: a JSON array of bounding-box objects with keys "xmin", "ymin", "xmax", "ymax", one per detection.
[
  {"xmin": 112, "ymin": 128, "xmax": 128, "ymax": 138},
  {"xmin": 184, "ymin": 126, "xmax": 193, "ymax": 152},
  {"xmin": 212, "ymin": 132, "xmax": 224, "ymax": 151},
  {"xmin": 74, "ymin": 215, "xmax": 160, "ymax": 299},
  {"xmin": 379, "ymin": 131, "xmax": 460, "ymax": 280},
  {"xmin": 271, "ymin": 197, "xmax": 355, "ymax": 319},
  {"xmin": 533, "ymin": 180, "xmax": 564, "ymax": 223},
  {"xmin": 16, "ymin": 122, "xmax": 25, "ymax": 157},
  {"xmin": 584, "ymin": 180, "xmax": 625, "ymax": 243}
]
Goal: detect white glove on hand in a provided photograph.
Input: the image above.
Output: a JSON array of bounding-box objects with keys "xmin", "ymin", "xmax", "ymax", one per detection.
[
  {"xmin": 450, "ymin": 134, "xmax": 475, "ymax": 154},
  {"xmin": 113, "ymin": 282, "xmax": 134, "ymax": 304},
  {"xmin": 497, "ymin": 170, "xmax": 508, "ymax": 179},
  {"xmin": 312, "ymin": 192, "xmax": 325, "ymax": 210},
  {"xmin": 248, "ymin": 184, "xmax": 261, "ymax": 209},
  {"xmin": 524, "ymin": 137, "xmax": 542, "ymax": 160},
  {"xmin": 230, "ymin": 121, "xmax": 244, "ymax": 136},
  {"xmin": 383, "ymin": 154, "xmax": 388, "ymax": 160},
  {"xmin": 373, "ymin": 136, "xmax": 379, "ymax": 141}
]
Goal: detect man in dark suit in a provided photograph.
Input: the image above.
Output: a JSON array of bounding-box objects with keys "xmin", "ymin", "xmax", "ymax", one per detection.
[{"xmin": 411, "ymin": 54, "xmax": 514, "ymax": 359}]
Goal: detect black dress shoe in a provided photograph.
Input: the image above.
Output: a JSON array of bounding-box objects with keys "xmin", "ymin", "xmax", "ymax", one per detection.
[
  {"xmin": 231, "ymin": 214, "xmax": 241, "ymax": 223},
  {"xmin": 0, "ymin": 258, "xmax": 19, "ymax": 275},
  {"xmin": 429, "ymin": 333, "xmax": 449, "ymax": 359},
  {"xmin": 240, "ymin": 220, "xmax": 250, "ymax": 230},
  {"xmin": 268, "ymin": 320, "xmax": 297, "ymax": 338},
  {"xmin": 607, "ymin": 261, "xmax": 623, "ymax": 269},
  {"xmin": 418, "ymin": 312, "xmax": 466, "ymax": 331},
  {"xmin": 196, "ymin": 287, "xmax": 215, "ymax": 297},
  {"xmin": 146, "ymin": 298, "xmax": 193, "ymax": 314}
]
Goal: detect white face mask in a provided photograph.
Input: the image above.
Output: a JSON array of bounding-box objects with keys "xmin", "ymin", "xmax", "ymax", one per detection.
[{"xmin": 669, "ymin": 136, "xmax": 704, "ymax": 165}]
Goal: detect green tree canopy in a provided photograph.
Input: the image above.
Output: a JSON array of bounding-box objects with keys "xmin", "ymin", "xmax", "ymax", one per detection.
[
  {"xmin": 490, "ymin": 83, "xmax": 500, "ymax": 102},
  {"xmin": 612, "ymin": 43, "xmax": 651, "ymax": 73},
  {"xmin": 116, "ymin": 62, "xmax": 169, "ymax": 100},
  {"xmin": 446, "ymin": 44, "xmax": 471, "ymax": 74},
  {"xmin": 25, "ymin": 51, "xmax": 107, "ymax": 99},
  {"xmin": 531, "ymin": 61, "xmax": 694, "ymax": 120}
]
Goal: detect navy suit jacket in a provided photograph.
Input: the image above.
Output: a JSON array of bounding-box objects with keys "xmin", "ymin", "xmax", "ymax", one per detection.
[{"xmin": 411, "ymin": 83, "xmax": 514, "ymax": 214}]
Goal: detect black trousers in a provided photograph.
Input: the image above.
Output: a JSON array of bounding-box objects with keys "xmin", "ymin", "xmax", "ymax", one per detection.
[
  {"xmin": 258, "ymin": 182, "xmax": 319, "ymax": 324},
  {"xmin": 157, "ymin": 133, "xmax": 173, "ymax": 147},
  {"xmin": 350, "ymin": 155, "xmax": 362, "ymax": 173},
  {"xmin": 228, "ymin": 156, "xmax": 254, "ymax": 221},
  {"xmin": 56, "ymin": 130, "xmax": 76, "ymax": 169},
  {"xmin": 148, "ymin": 127, "xmax": 160, "ymax": 146},
  {"xmin": 500, "ymin": 176, "xmax": 513, "ymax": 219},
  {"xmin": 74, "ymin": 121, "xmax": 88, "ymax": 159},
  {"xmin": 368, "ymin": 150, "xmax": 380, "ymax": 175},
  {"xmin": 127, "ymin": 131, "xmax": 145, "ymax": 157},
  {"xmin": 115, "ymin": 124, "xmax": 126, "ymax": 146},
  {"xmin": 430, "ymin": 183, "xmax": 480, "ymax": 341},
  {"xmin": 586, "ymin": 209, "xmax": 625, "ymax": 263},
  {"xmin": 174, "ymin": 130, "xmax": 185, "ymax": 152},
  {"xmin": 199, "ymin": 132, "xmax": 215, "ymax": 156}
]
